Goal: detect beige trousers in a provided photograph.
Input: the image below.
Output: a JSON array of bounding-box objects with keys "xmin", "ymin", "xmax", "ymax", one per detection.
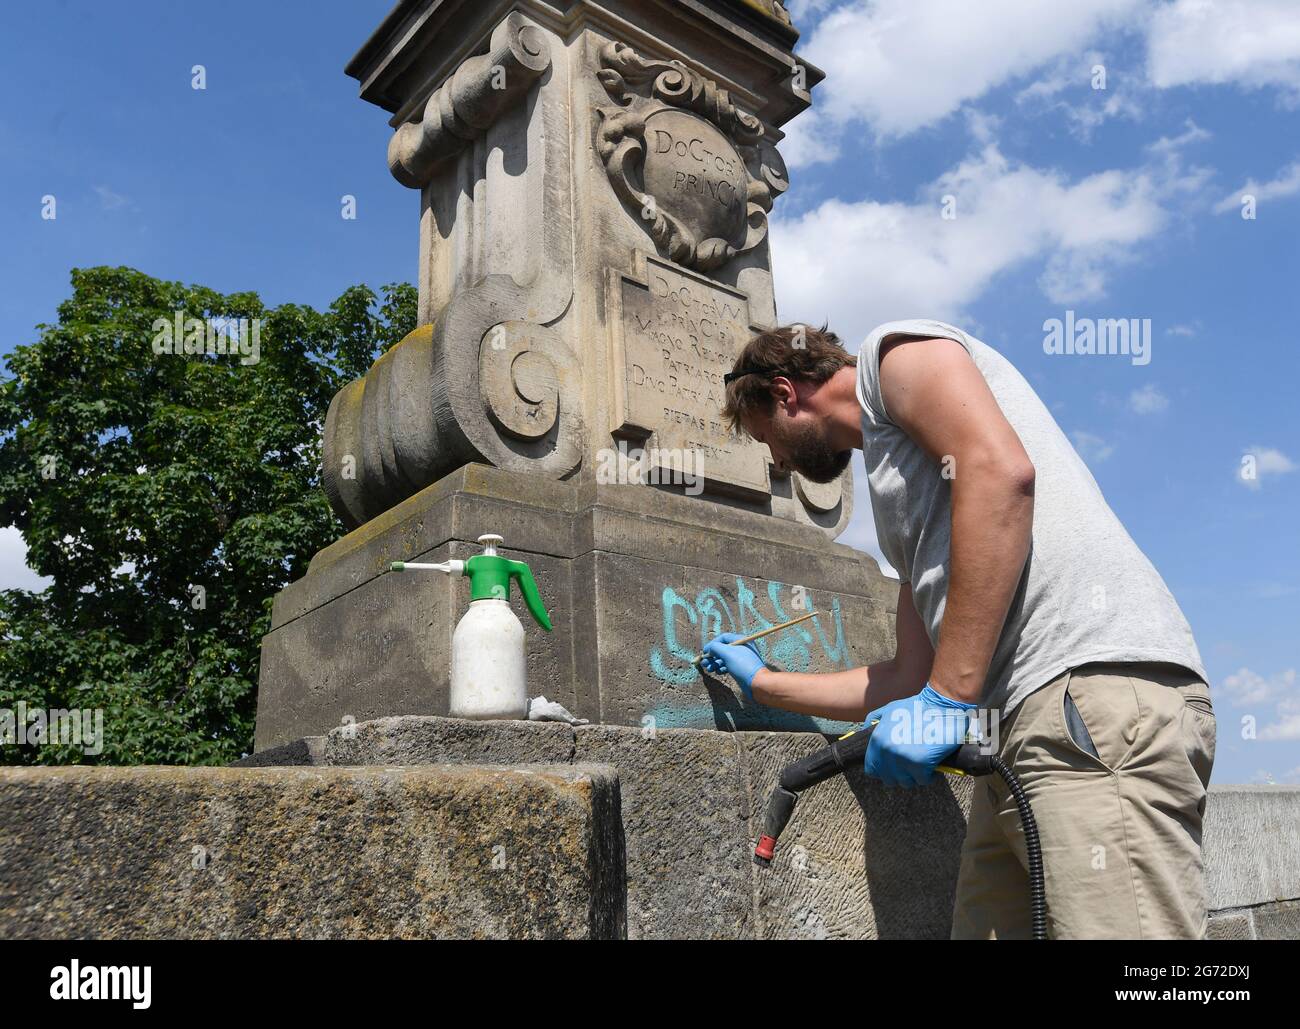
[{"xmin": 950, "ymin": 662, "xmax": 1217, "ymax": 939}]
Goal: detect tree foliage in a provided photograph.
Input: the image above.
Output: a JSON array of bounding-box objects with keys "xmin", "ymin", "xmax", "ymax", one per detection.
[{"xmin": 0, "ymin": 267, "xmax": 415, "ymax": 765}]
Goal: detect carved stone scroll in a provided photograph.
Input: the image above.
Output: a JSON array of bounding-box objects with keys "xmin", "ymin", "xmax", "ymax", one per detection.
[
  {"xmin": 595, "ymin": 41, "xmax": 789, "ymax": 273},
  {"xmin": 387, "ymin": 12, "xmax": 551, "ymax": 189},
  {"xmin": 322, "ymin": 12, "xmax": 580, "ymax": 531}
]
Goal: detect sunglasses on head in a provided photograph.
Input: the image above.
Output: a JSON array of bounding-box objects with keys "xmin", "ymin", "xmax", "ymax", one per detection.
[{"xmin": 723, "ymin": 366, "xmax": 795, "ymax": 386}]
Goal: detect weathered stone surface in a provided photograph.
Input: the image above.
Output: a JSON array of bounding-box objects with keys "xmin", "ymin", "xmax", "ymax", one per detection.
[
  {"xmin": 608, "ymin": 255, "xmax": 770, "ymax": 496},
  {"xmin": 327, "ymin": 1, "xmax": 842, "ymax": 530},
  {"xmin": 1207, "ymin": 910, "xmax": 1254, "ymax": 940},
  {"xmin": 256, "ymin": 464, "xmax": 896, "ymax": 749},
  {"xmin": 1252, "ymin": 899, "xmax": 1300, "ymax": 941},
  {"xmin": 738, "ymin": 730, "xmax": 973, "ymax": 939},
  {"xmin": 250, "ymin": 715, "xmax": 1300, "ymax": 939},
  {"xmin": 1202, "ymin": 785, "xmax": 1300, "ymax": 910},
  {"xmin": 573, "ymin": 723, "xmax": 753, "ymax": 938},
  {"xmin": 324, "ymin": 715, "xmax": 575, "ymax": 766},
  {"xmin": 288, "ymin": 714, "xmax": 977, "ymax": 939},
  {"xmin": 594, "ymin": 41, "xmax": 785, "ymax": 275},
  {"xmin": 0, "ymin": 764, "xmax": 625, "ymax": 940}
]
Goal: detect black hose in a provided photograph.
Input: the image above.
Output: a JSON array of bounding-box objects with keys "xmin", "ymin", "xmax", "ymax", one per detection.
[
  {"xmin": 755, "ymin": 724, "xmax": 1049, "ymax": 939},
  {"xmin": 991, "ymin": 755, "xmax": 1046, "ymax": 940}
]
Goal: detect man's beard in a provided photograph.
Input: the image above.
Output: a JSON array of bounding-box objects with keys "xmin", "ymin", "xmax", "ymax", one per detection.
[{"xmin": 783, "ymin": 420, "xmax": 852, "ymax": 483}]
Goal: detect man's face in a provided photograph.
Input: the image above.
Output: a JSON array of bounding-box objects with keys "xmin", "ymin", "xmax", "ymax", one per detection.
[{"xmin": 745, "ymin": 398, "xmax": 851, "ymax": 484}]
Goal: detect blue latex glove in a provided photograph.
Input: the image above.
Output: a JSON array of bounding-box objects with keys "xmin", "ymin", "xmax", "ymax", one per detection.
[
  {"xmin": 864, "ymin": 684, "xmax": 979, "ymax": 787},
  {"xmin": 699, "ymin": 632, "xmax": 767, "ymax": 700}
]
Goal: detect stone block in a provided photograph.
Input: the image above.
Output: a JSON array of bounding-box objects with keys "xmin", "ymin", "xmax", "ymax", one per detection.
[
  {"xmin": 301, "ymin": 714, "xmax": 973, "ymax": 939},
  {"xmin": 573, "ymin": 723, "xmax": 753, "ymax": 938},
  {"xmin": 0, "ymin": 764, "xmax": 625, "ymax": 940},
  {"xmin": 255, "ymin": 464, "xmax": 897, "ymax": 749},
  {"xmin": 1206, "ymin": 910, "xmax": 1255, "ymax": 940},
  {"xmin": 1203, "ymin": 785, "xmax": 1300, "ymax": 910},
  {"xmin": 1252, "ymin": 899, "xmax": 1300, "ymax": 941},
  {"xmin": 738, "ymin": 729, "xmax": 973, "ymax": 940}
]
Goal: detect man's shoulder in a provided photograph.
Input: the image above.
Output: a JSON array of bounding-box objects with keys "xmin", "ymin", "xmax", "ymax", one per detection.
[
  {"xmin": 862, "ymin": 318, "xmax": 972, "ymax": 344},
  {"xmin": 860, "ymin": 320, "xmax": 985, "ymax": 368},
  {"xmin": 857, "ymin": 319, "xmax": 988, "ymax": 369}
]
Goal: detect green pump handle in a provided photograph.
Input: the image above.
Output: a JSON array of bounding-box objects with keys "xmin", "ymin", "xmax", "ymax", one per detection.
[{"xmin": 464, "ymin": 553, "xmax": 553, "ymax": 632}]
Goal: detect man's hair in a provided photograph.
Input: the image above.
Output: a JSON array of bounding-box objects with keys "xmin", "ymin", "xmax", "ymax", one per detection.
[{"xmin": 721, "ymin": 323, "xmax": 855, "ymax": 434}]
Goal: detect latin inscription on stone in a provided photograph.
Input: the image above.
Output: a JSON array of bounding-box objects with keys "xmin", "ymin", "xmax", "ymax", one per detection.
[
  {"xmin": 641, "ymin": 109, "xmax": 748, "ymax": 247},
  {"xmin": 609, "ymin": 256, "xmax": 770, "ymax": 497}
]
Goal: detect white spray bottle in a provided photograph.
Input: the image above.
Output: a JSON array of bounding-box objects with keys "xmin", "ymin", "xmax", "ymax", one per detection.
[{"xmin": 390, "ymin": 534, "xmax": 552, "ymax": 720}]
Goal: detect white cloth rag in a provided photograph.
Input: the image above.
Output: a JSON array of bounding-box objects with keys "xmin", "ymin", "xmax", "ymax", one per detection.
[{"xmin": 527, "ymin": 696, "xmax": 588, "ymax": 725}]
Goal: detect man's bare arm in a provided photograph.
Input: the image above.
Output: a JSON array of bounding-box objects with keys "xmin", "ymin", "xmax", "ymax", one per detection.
[
  {"xmin": 749, "ymin": 583, "xmax": 935, "ymax": 721},
  {"xmin": 877, "ymin": 335, "xmax": 1035, "ymax": 705}
]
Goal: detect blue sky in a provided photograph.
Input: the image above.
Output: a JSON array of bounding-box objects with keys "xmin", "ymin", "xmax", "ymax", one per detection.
[{"xmin": 1, "ymin": 1, "xmax": 1297, "ymax": 784}]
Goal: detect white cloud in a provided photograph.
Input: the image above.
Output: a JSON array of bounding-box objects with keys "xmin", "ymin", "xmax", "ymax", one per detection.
[
  {"xmin": 1129, "ymin": 383, "xmax": 1169, "ymax": 413},
  {"xmin": 1221, "ymin": 669, "xmax": 1300, "ymax": 741},
  {"xmin": 1146, "ymin": 119, "xmax": 1213, "ymax": 155},
  {"xmin": 92, "ymin": 184, "xmax": 130, "ymax": 211},
  {"xmin": 1261, "ymin": 713, "xmax": 1300, "ymax": 741},
  {"xmin": 771, "ymin": 136, "xmax": 1195, "ymax": 340},
  {"xmin": 0, "ymin": 526, "xmax": 51, "ymax": 592},
  {"xmin": 797, "ymin": 0, "xmax": 1145, "ymax": 142},
  {"xmin": 1071, "ymin": 430, "xmax": 1115, "ymax": 463},
  {"xmin": 1147, "ymin": 0, "xmax": 1300, "ymax": 98},
  {"xmin": 1016, "ymin": 50, "xmax": 1146, "ymax": 140},
  {"xmin": 781, "ymin": 0, "xmax": 1300, "ymax": 162},
  {"xmin": 1237, "ymin": 445, "xmax": 1297, "ymax": 489},
  {"xmin": 775, "ymin": 108, "xmax": 840, "ymax": 169},
  {"xmin": 1213, "ymin": 159, "xmax": 1300, "ymax": 213},
  {"xmin": 1221, "ymin": 666, "xmax": 1294, "ymax": 706},
  {"xmin": 786, "ymin": 0, "xmax": 835, "ymax": 20}
]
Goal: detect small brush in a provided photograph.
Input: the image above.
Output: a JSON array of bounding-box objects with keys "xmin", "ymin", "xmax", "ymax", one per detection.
[{"xmin": 693, "ymin": 610, "xmax": 819, "ymax": 667}]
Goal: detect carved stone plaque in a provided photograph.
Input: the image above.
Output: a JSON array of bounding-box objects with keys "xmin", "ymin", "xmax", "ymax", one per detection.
[
  {"xmin": 641, "ymin": 110, "xmax": 748, "ymax": 255},
  {"xmin": 596, "ymin": 41, "xmax": 788, "ymax": 273},
  {"xmin": 608, "ymin": 254, "xmax": 770, "ymax": 497}
]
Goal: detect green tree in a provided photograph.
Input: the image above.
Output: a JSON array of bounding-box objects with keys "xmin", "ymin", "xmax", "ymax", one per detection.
[{"xmin": 0, "ymin": 266, "xmax": 415, "ymax": 765}]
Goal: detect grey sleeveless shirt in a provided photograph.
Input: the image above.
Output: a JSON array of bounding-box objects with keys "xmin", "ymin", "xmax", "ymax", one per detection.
[{"xmin": 855, "ymin": 318, "xmax": 1206, "ymax": 716}]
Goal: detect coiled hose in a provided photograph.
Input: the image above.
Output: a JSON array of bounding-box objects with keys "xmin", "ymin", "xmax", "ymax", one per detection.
[
  {"xmin": 754, "ymin": 722, "xmax": 1047, "ymax": 940},
  {"xmin": 991, "ymin": 753, "xmax": 1046, "ymax": 940}
]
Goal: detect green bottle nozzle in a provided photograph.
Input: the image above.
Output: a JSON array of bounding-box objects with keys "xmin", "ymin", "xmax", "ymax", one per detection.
[
  {"xmin": 390, "ymin": 535, "xmax": 552, "ymax": 632},
  {"xmin": 465, "ymin": 555, "xmax": 552, "ymax": 631}
]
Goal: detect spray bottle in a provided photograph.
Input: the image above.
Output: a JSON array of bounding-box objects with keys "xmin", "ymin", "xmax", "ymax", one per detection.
[{"xmin": 390, "ymin": 534, "xmax": 552, "ymax": 720}]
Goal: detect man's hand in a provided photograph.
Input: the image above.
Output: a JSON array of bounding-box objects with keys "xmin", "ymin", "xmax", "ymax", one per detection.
[
  {"xmin": 863, "ymin": 684, "xmax": 978, "ymax": 787},
  {"xmin": 700, "ymin": 633, "xmax": 767, "ymax": 699}
]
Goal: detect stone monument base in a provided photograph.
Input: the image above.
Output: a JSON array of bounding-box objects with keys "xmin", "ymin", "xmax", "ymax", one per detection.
[
  {"xmin": 0, "ymin": 762, "xmax": 626, "ymax": 939},
  {"xmin": 244, "ymin": 715, "xmax": 975, "ymax": 940},
  {"xmin": 255, "ymin": 463, "xmax": 898, "ymax": 750}
]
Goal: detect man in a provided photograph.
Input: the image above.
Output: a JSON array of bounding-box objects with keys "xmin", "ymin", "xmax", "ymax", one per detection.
[{"xmin": 699, "ymin": 318, "xmax": 1216, "ymax": 939}]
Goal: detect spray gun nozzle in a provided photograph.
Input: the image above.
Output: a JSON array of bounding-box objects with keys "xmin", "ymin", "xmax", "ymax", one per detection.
[{"xmin": 390, "ymin": 560, "xmax": 465, "ymax": 575}]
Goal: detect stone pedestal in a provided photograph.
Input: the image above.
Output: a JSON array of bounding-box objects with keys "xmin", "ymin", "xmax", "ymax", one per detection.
[
  {"xmin": 252, "ymin": 715, "xmax": 976, "ymax": 940},
  {"xmin": 254, "ymin": 1, "xmax": 898, "ymax": 748},
  {"xmin": 256, "ymin": 463, "xmax": 896, "ymax": 749}
]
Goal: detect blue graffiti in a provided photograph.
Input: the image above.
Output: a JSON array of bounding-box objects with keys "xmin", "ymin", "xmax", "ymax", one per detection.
[
  {"xmin": 644, "ymin": 700, "xmax": 856, "ymax": 735},
  {"xmin": 649, "ymin": 576, "xmax": 850, "ymax": 687}
]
